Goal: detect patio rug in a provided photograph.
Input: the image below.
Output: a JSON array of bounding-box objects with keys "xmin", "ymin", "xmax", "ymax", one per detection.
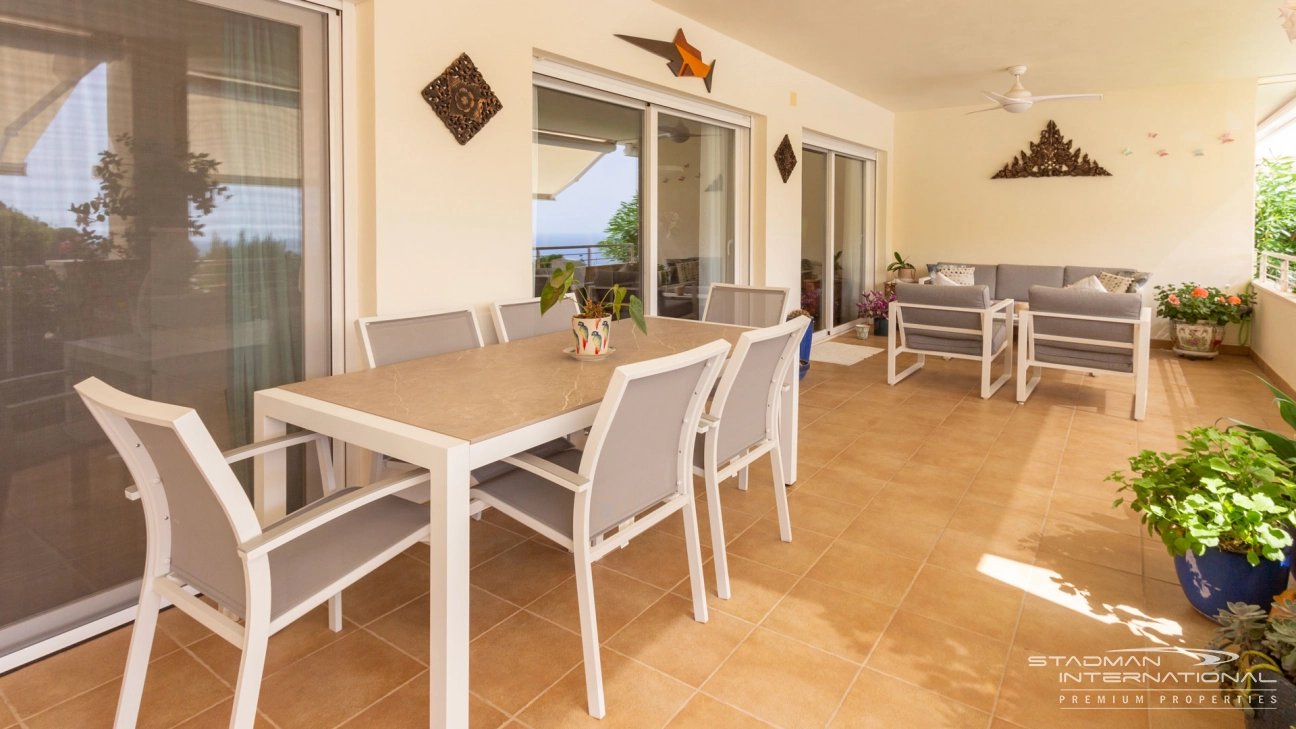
[{"xmin": 809, "ymin": 341, "xmax": 883, "ymax": 366}]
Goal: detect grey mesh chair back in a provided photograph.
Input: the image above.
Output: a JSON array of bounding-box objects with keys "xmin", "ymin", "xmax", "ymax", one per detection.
[
  {"xmin": 702, "ymin": 284, "xmax": 790, "ymax": 328},
  {"xmin": 710, "ymin": 316, "xmax": 810, "ymax": 464},
  {"xmin": 579, "ymin": 341, "xmax": 729, "ymax": 537},
  {"xmin": 357, "ymin": 306, "xmax": 483, "ymax": 368},
  {"xmin": 492, "ymin": 294, "xmax": 578, "ymax": 343}
]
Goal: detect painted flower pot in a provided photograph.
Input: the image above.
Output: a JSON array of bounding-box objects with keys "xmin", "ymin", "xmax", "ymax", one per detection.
[
  {"xmin": 1243, "ymin": 668, "xmax": 1296, "ymax": 729},
  {"xmin": 798, "ymin": 323, "xmax": 812, "ymax": 380},
  {"xmin": 1171, "ymin": 320, "xmax": 1225, "ymax": 359},
  {"xmin": 1173, "ymin": 546, "xmax": 1290, "ymax": 619},
  {"xmin": 572, "ymin": 316, "xmax": 612, "ymax": 356},
  {"xmin": 873, "ymin": 318, "xmax": 889, "ymax": 337},
  {"xmin": 855, "ymin": 322, "xmax": 871, "ymax": 340}
]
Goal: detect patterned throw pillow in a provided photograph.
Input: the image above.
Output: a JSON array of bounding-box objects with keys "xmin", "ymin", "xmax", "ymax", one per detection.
[
  {"xmin": 931, "ymin": 271, "xmax": 960, "ymax": 286},
  {"xmin": 1097, "ymin": 271, "xmax": 1135, "ymax": 294},
  {"xmin": 1066, "ymin": 275, "xmax": 1107, "ymax": 293},
  {"xmin": 937, "ymin": 265, "xmax": 975, "ymax": 286}
]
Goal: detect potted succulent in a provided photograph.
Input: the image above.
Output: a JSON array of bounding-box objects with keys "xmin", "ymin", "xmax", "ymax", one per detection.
[
  {"xmin": 858, "ymin": 289, "xmax": 897, "ymax": 337},
  {"xmin": 540, "ymin": 261, "xmax": 645, "ymax": 358},
  {"xmin": 887, "ymin": 252, "xmax": 917, "ymax": 283},
  {"xmin": 1209, "ymin": 598, "xmax": 1296, "ymax": 728},
  {"xmin": 1154, "ymin": 282, "xmax": 1256, "ymax": 359},
  {"xmin": 787, "ymin": 309, "xmax": 814, "ymax": 380},
  {"xmin": 1109, "ymin": 426, "xmax": 1296, "ymax": 617}
]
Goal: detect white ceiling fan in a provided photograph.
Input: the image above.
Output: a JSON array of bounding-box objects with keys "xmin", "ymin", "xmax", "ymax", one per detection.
[{"xmin": 967, "ymin": 66, "xmax": 1102, "ymax": 114}]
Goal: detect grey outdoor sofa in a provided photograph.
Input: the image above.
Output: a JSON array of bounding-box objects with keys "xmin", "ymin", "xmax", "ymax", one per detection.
[{"xmin": 921, "ymin": 263, "xmax": 1151, "ymax": 305}]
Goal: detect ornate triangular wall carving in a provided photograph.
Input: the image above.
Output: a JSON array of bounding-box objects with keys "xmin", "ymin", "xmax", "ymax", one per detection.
[{"xmin": 992, "ymin": 120, "xmax": 1111, "ymax": 179}]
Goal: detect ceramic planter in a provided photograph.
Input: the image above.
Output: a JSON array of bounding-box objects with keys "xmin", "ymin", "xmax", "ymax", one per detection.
[
  {"xmin": 1173, "ymin": 546, "xmax": 1290, "ymax": 618},
  {"xmin": 798, "ymin": 322, "xmax": 812, "ymax": 380},
  {"xmin": 873, "ymin": 318, "xmax": 889, "ymax": 337},
  {"xmin": 1171, "ymin": 320, "xmax": 1225, "ymax": 359},
  {"xmin": 896, "ymin": 268, "xmax": 917, "ymax": 283},
  {"xmin": 1243, "ymin": 668, "xmax": 1296, "ymax": 729},
  {"xmin": 572, "ymin": 316, "xmax": 611, "ymax": 356},
  {"xmin": 855, "ymin": 322, "xmax": 871, "ymax": 339}
]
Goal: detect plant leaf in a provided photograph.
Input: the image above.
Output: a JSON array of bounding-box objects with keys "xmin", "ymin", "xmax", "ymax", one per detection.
[{"xmin": 628, "ymin": 295, "xmax": 646, "ymax": 333}]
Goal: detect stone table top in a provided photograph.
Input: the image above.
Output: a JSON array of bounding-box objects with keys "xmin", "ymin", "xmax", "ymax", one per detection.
[{"xmin": 277, "ymin": 317, "xmax": 751, "ymax": 443}]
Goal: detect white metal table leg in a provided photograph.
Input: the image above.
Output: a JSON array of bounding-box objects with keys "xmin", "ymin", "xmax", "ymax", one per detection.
[
  {"xmin": 253, "ymin": 394, "xmax": 288, "ymax": 526},
  {"xmin": 427, "ymin": 441, "xmax": 472, "ymax": 729}
]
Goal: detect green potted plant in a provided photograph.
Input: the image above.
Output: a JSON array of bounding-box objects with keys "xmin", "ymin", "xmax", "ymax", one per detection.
[
  {"xmin": 540, "ymin": 260, "xmax": 645, "ymax": 358},
  {"xmin": 1108, "ymin": 426, "xmax": 1296, "ymax": 617},
  {"xmin": 886, "ymin": 252, "xmax": 917, "ymax": 283},
  {"xmin": 1154, "ymin": 282, "xmax": 1256, "ymax": 359},
  {"xmin": 1231, "ymin": 378, "xmax": 1296, "ymax": 465},
  {"xmin": 1210, "ymin": 597, "xmax": 1296, "ymax": 728}
]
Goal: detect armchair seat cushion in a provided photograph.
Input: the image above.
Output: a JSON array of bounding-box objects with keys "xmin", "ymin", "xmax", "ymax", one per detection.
[
  {"xmin": 1034, "ymin": 345, "xmax": 1133, "ymax": 373},
  {"xmin": 906, "ymin": 322, "xmax": 1007, "ymax": 357}
]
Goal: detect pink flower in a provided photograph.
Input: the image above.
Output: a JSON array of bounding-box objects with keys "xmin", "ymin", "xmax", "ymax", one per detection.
[{"xmin": 1167, "ymin": 294, "xmax": 1180, "ymax": 306}]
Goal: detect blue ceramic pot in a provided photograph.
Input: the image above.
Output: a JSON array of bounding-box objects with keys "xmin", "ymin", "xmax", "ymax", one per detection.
[
  {"xmin": 798, "ymin": 323, "xmax": 812, "ymax": 380},
  {"xmin": 873, "ymin": 318, "xmax": 889, "ymax": 337},
  {"xmin": 1174, "ymin": 547, "xmax": 1291, "ymax": 619}
]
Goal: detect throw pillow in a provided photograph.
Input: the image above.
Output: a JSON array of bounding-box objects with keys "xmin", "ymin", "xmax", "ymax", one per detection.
[
  {"xmin": 1108, "ymin": 269, "xmax": 1151, "ymax": 293},
  {"xmin": 931, "ymin": 271, "xmax": 960, "ymax": 286},
  {"xmin": 1066, "ymin": 275, "xmax": 1107, "ymax": 293},
  {"xmin": 937, "ymin": 265, "xmax": 975, "ymax": 286},
  {"xmin": 1097, "ymin": 271, "xmax": 1135, "ymax": 294}
]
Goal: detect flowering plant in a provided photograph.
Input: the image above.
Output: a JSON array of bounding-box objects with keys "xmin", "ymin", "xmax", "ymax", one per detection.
[
  {"xmin": 1154, "ymin": 282, "xmax": 1255, "ymax": 325},
  {"xmin": 857, "ymin": 289, "xmax": 897, "ymax": 320}
]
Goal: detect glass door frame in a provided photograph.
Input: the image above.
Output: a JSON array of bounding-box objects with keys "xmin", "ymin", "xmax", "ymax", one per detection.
[
  {"xmin": 532, "ymin": 60, "xmax": 752, "ymax": 316},
  {"xmin": 0, "ymin": 0, "xmax": 348, "ymax": 674},
  {"xmin": 802, "ymin": 131, "xmax": 878, "ymax": 341}
]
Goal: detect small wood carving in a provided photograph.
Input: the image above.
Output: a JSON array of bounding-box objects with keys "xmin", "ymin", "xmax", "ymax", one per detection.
[
  {"xmin": 774, "ymin": 135, "xmax": 797, "ymax": 183},
  {"xmin": 421, "ymin": 53, "xmax": 502, "ymax": 145},
  {"xmin": 992, "ymin": 120, "xmax": 1110, "ymax": 179}
]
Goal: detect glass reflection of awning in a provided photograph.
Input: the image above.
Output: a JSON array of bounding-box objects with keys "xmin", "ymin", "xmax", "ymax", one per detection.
[
  {"xmin": 533, "ymin": 130, "xmax": 616, "ymax": 201},
  {"xmin": 0, "ymin": 43, "xmax": 100, "ymax": 176},
  {"xmin": 188, "ymin": 72, "xmax": 302, "ymax": 188}
]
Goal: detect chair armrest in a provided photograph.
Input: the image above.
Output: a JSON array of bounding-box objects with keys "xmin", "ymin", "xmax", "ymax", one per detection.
[
  {"xmin": 895, "ymin": 302, "xmax": 1002, "ymax": 314},
  {"xmin": 500, "ymin": 452, "xmax": 590, "ymax": 493},
  {"xmin": 697, "ymin": 413, "xmax": 720, "ymax": 434},
  {"xmin": 986, "ymin": 298, "xmax": 1014, "ymax": 314},
  {"xmin": 917, "ymin": 277, "xmax": 932, "ymax": 285},
  {"xmin": 223, "ymin": 431, "xmax": 328, "ymax": 464},
  {"xmin": 239, "ymin": 468, "xmax": 431, "ymax": 559},
  {"xmin": 1026, "ymin": 310, "xmax": 1145, "ymax": 325}
]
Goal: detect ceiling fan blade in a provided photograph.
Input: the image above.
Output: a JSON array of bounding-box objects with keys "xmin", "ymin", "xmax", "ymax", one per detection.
[
  {"xmin": 965, "ymin": 106, "xmax": 1001, "ymax": 115},
  {"xmin": 1025, "ymin": 94, "xmax": 1103, "ymax": 103},
  {"xmin": 981, "ymin": 91, "xmax": 1011, "ymax": 105}
]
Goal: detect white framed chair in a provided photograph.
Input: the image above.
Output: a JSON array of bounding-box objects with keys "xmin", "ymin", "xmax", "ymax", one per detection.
[
  {"xmin": 1017, "ymin": 285, "xmax": 1151, "ymax": 420},
  {"xmin": 701, "ymin": 283, "xmax": 790, "ymax": 328},
  {"xmin": 75, "ymin": 377, "xmax": 432, "ymax": 729},
  {"xmin": 694, "ymin": 316, "xmax": 809, "ymax": 599},
  {"xmin": 491, "ymin": 293, "xmax": 578, "ymax": 343},
  {"xmin": 887, "ymin": 282, "xmax": 1014, "ymax": 399},
  {"xmin": 356, "ymin": 306, "xmax": 484, "ymax": 369},
  {"xmin": 469, "ymin": 339, "xmax": 729, "ymax": 718}
]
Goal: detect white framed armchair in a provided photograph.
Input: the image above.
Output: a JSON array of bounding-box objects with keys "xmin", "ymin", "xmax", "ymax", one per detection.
[
  {"xmin": 1017, "ymin": 286, "xmax": 1151, "ymax": 420},
  {"xmin": 887, "ymin": 282, "xmax": 1014, "ymax": 399}
]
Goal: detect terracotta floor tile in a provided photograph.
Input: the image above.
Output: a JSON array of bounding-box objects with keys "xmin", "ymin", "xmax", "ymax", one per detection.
[
  {"xmin": 1141, "ymin": 542, "xmax": 1179, "ymax": 584},
  {"xmin": 703, "ymin": 628, "xmax": 857, "ymax": 729},
  {"xmin": 1038, "ymin": 519, "xmax": 1143, "ymax": 575},
  {"xmin": 0, "ymin": 697, "xmax": 16, "ymax": 729},
  {"xmin": 653, "ymin": 498, "xmax": 760, "ymax": 548},
  {"xmin": 864, "ymin": 486, "xmax": 962, "ymax": 528},
  {"xmin": 1048, "ymin": 492, "xmax": 1144, "ymax": 537},
  {"xmin": 707, "ymin": 477, "xmax": 778, "ymax": 518},
  {"xmin": 837, "ymin": 509, "xmax": 946, "ymax": 559},
  {"xmin": 665, "ymin": 693, "xmax": 771, "ymax": 728},
  {"xmin": 762, "ymin": 491, "xmax": 863, "ymax": 538},
  {"xmin": 761, "ymin": 579, "xmax": 893, "ymax": 662},
  {"xmin": 901, "ymin": 565, "xmax": 1024, "ymax": 642},
  {"xmin": 793, "ymin": 466, "xmax": 887, "ymax": 507},
  {"xmin": 187, "ymin": 603, "xmax": 356, "ymax": 683},
  {"xmin": 521, "ymin": 649, "xmax": 693, "ymax": 728},
  {"xmin": 927, "ymin": 528, "xmax": 1039, "ymax": 580},
  {"xmin": 671, "ymin": 554, "xmax": 800, "ymax": 623},
  {"xmin": 822, "ymin": 447, "xmax": 909, "ymax": 483},
  {"xmin": 337, "ymin": 676, "xmax": 509, "ymax": 729},
  {"xmin": 889, "ymin": 460, "xmax": 979, "ymax": 490},
  {"xmin": 478, "ymin": 506, "xmax": 539, "ymax": 538},
  {"xmin": 468, "ymin": 611, "xmax": 584, "ymax": 714},
  {"xmin": 527, "ymin": 565, "xmax": 665, "ymax": 640},
  {"xmin": 963, "ymin": 477, "xmax": 1053, "ymax": 518},
  {"xmin": 0, "ymin": 623, "xmax": 180, "ymax": 718},
  {"xmin": 366, "ymin": 594, "xmax": 438, "ymax": 664},
  {"xmin": 156, "ymin": 605, "xmax": 212, "ymax": 647},
  {"xmin": 947, "ymin": 499, "xmax": 1044, "ymax": 545},
  {"xmin": 996, "ymin": 646, "xmax": 1150, "ymax": 729},
  {"xmin": 866, "ymin": 610, "xmax": 1009, "ymax": 712},
  {"xmin": 605, "ymin": 593, "xmax": 751, "ymax": 686},
  {"xmin": 1145, "ymin": 706, "xmax": 1243, "ymax": 728},
  {"xmin": 829, "ymin": 667, "xmax": 990, "ymax": 729},
  {"xmin": 471, "ymin": 519, "xmax": 527, "ymax": 568},
  {"xmin": 1138, "ymin": 578, "xmax": 1216, "ymax": 648},
  {"xmin": 805, "ymin": 540, "xmax": 922, "ymax": 606},
  {"xmin": 171, "ymin": 699, "xmax": 276, "ymax": 729},
  {"xmin": 597, "ymin": 529, "xmax": 711, "ymax": 590},
  {"xmin": 24, "ymin": 649, "xmax": 229, "ymax": 729},
  {"xmin": 257, "ymin": 629, "xmax": 423, "ymax": 729},
  {"xmin": 726, "ymin": 518, "xmax": 834, "ymax": 575},
  {"xmin": 341, "ymin": 552, "xmax": 431, "ymax": 625},
  {"xmin": 978, "ymin": 457, "xmax": 1062, "ymax": 489},
  {"xmin": 470, "ymin": 538, "xmax": 575, "ymax": 605}
]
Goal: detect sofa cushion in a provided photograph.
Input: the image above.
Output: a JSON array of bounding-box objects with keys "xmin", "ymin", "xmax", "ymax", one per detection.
[
  {"xmin": 1063, "ymin": 266, "xmax": 1150, "ymax": 293},
  {"xmin": 907, "ymin": 322, "xmax": 1007, "ymax": 357},
  {"xmin": 936, "ymin": 265, "xmax": 976, "ymax": 286},
  {"xmin": 996, "ymin": 264, "xmax": 1064, "ymax": 303},
  {"xmin": 925, "ymin": 262, "xmax": 998, "ymax": 298},
  {"xmin": 1028, "ymin": 286, "xmax": 1142, "ymax": 371},
  {"xmin": 1066, "ymin": 275, "xmax": 1107, "ymax": 293}
]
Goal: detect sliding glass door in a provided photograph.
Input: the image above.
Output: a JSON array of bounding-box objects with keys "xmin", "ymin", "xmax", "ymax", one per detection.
[
  {"xmin": 0, "ymin": 0, "xmax": 333, "ymax": 663},
  {"xmin": 800, "ymin": 142, "xmax": 876, "ymax": 337},
  {"xmin": 532, "ymin": 74, "xmax": 748, "ymax": 318}
]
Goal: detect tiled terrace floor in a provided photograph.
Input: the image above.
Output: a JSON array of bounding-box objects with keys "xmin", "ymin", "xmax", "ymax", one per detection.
[{"xmin": 3, "ymin": 341, "xmax": 1288, "ymax": 729}]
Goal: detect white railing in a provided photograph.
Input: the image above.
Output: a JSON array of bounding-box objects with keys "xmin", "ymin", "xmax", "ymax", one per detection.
[{"xmin": 1259, "ymin": 250, "xmax": 1296, "ymax": 293}]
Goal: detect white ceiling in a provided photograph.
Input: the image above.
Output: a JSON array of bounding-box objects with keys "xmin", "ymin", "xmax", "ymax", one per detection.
[{"xmin": 654, "ymin": 0, "xmax": 1296, "ymax": 111}]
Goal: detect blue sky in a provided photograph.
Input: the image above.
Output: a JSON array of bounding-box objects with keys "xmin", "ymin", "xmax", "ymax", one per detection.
[{"xmin": 533, "ymin": 146, "xmax": 638, "ymax": 251}]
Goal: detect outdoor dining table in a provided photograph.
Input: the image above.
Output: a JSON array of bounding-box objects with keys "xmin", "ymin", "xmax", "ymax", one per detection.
[{"xmin": 252, "ymin": 315, "xmax": 800, "ymax": 727}]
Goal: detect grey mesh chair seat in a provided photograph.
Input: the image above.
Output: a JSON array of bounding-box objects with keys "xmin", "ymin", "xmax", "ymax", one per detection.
[
  {"xmin": 174, "ymin": 490, "xmax": 430, "ymax": 621},
  {"xmin": 471, "ymin": 449, "xmax": 584, "ymax": 539},
  {"xmin": 904, "ymin": 322, "xmax": 1007, "ymax": 357}
]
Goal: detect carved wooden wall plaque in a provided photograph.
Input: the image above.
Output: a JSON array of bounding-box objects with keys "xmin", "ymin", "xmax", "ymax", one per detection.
[
  {"xmin": 774, "ymin": 135, "xmax": 797, "ymax": 183},
  {"xmin": 992, "ymin": 120, "xmax": 1110, "ymax": 178},
  {"xmin": 421, "ymin": 53, "xmax": 502, "ymax": 145}
]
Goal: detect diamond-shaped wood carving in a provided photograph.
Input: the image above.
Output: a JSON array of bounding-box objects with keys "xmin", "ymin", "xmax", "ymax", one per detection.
[
  {"xmin": 421, "ymin": 53, "xmax": 502, "ymax": 145},
  {"xmin": 774, "ymin": 134, "xmax": 797, "ymax": 183},
  {"xmin": 992, "ymin": 120, "xmax": 1110, "ymax": 178}
]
